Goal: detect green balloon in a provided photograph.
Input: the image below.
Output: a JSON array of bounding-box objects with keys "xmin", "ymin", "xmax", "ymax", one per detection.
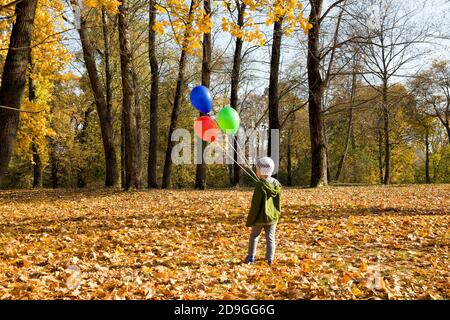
[{"xmin": 217, "ymin": 106, "xmax": 240, "ymax": 135}]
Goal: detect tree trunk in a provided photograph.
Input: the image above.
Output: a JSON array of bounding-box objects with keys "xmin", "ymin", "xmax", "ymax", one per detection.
[
  {"xmin": 334, "ymin": 107, "xmax": 352, "ymax": 182},
  {"xmin": 228, "ymin": 164, "xmax": 233, "ymax": 186},
  {"xmin": 325, "ymin": 127, "xmax": 331, "ymax": 182},
  {"xmin": 162, "ymin": 0, "xmax": 194, "ymax": 189},
  {"xmin": 133, "ymin": 70, "xmax": 143, "ymax": 188},
  {"xmin": 382, "ymin": 80, "xmax": 390, "ymax": 185},
  {"xmin": 295, "ymin": 149, "xmax": 301, "ymax": 182},
  {"xmin": 425, "ymin": 129, "xmax": 430, "ymax": 184},
  {"xmin": 445, "ymin": 123, "xmax": 450, "ymax": 145},
  {"xmin": 307, "ymin": 0, "xmax": 328, "ymax": 187},
  {"xmin": 118, "ymin": 0, "xmax": 140, "ymax": 189},
  {"xmin": 148, "ymin": 0, "xmax": 159, "ymax": 188},
  {"xmin": 287, "ymin": 128, "xmax": 293, "ymax": 186},
  {"xmin": 195, "ymin": 0, "xmax": 212, "ymax": 190},
  {"xmin": 77, "ymin": 105, "xmax": 94, "ymax": 188},
  {"xmin": 50, "ymin": 141, "xmax": 58, "ymax": 189},
  {"xmin": 335, "ymin": 68, "xmax": 356, "ymax": 182},
  {"xmin": 0, "ymin": 0, "xmax": 38, "ymax": 186},
  {"xmin": 268, "ymin": 17, "xmax": 283, "ymax": 178},
  {"xmin": 230, "ymin": 2, "xmax": 246, "ymax": 187},
  {"xmin": 121, "ymin": 109, "xmax": 126, "ymax": 188},
  {"xmin": 377, "ymin": 119, "xmax": 383, "ymax": 184},
  {"xmin": 102, "ymin": 7, "xmax": 113, "ymax": 121},
  {"xmin": 72, "ymin": 0, "xmax": 118, "ymax": 187},
  {"xmin": 31, "ymin": 141, "xmax": 42, "ymax": 188},
  {"xmin": 28, "ymin": 54, "xmax": 42, "ymax": 188},
  {"xmin": 162, "ymin": 49, "xmax": 188, "ymax": 189}
]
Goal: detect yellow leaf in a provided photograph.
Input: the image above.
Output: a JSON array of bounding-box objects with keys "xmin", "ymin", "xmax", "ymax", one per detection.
[{"xmin": 351, "ymin": 286, "xmax": 363, "ymax": 296}]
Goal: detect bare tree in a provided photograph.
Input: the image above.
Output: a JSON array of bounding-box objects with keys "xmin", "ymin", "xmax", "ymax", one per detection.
[
  {"xmin": 351, "ymin": 0, "xmax": 427, "ymax": 184},
  {"xmin": 334, "ymin": 48, "xmax": 360, "ymax": 182},
  {"xmin": 413, "ymin": 61, "xmax": 450, "ymax": 144}
]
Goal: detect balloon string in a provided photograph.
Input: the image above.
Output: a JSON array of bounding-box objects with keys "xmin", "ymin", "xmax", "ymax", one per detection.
[
  {"xmin": 225, "ymin": 136, "xmax": 257, "ymax": 180},
  {"xmin": 226, "ymin": 136, "xmax": 259, "ymax": 181},
  {"xmin": 215, "ymin": 141, "xmax": 259, "ymax": 183},
  {"xmin": 232, "ymin": 135, "xmax": 257, "ymax": 171},
  {"xmin": 228, "ymin": 135, "xmax": 250, "ymax": 167},
  {"xmin": 233, "ymin": 135, "xmax": 256, "ymax": 169},
  {"xmin": 222, "ymin": 145, "xmax": 258, "ymax": 183}
]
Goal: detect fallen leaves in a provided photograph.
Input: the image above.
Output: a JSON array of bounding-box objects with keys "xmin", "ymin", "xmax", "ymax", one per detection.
[{"xmin": 0, "ymin": 185, "xmax": 448, "ymax": 299}]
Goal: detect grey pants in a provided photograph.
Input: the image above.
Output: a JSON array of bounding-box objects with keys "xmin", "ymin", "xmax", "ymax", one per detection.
[{"xmin": 247, "ymin": 223, "xmax": 277, "ymax": 261}]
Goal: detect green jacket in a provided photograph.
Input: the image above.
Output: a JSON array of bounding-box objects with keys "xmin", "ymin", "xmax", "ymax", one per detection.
[{"xmin": 246, "ymin": 178, "xmax": 282, "ymax": 227}]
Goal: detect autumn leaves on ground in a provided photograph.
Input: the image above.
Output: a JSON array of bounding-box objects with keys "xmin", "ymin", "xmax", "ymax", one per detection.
[{"xmin": 0, "ymin": 185, "xmax": 448, "ymax": 300}]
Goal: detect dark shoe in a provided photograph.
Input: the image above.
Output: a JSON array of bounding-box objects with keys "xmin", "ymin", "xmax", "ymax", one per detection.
[{"xmin": 245, "ymin": 256, "xmax": 255, "ymax": 264}]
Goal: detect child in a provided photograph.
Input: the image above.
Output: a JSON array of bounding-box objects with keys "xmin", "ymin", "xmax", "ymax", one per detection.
[{"xmin": 245, "ymin": 157, "xmax": 281, "ymax": 266}]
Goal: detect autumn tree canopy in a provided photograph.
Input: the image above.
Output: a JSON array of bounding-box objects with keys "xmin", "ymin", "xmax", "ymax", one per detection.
[{"xmin": 0, "ymin": 0, "xmax": 449, "ymax": 188}]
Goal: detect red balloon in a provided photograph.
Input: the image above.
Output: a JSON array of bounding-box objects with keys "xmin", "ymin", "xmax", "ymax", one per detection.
[{"xmin": 194, "ymin": 116, "xmax": 219, "ymax": 142}]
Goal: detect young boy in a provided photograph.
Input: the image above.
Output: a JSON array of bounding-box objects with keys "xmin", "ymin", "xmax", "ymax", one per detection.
[{"xmin": 245, "ymin": 157, "xmax": 281, "ymax": 266}]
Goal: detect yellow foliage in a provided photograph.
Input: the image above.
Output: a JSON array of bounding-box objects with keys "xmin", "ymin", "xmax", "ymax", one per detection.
[
  {"xmin": 1, "ymin": 0, "xmax": 72, "ymax": 167},
  {"xmin": 83, "ymin": 0, "xmax": 120, "ymax": 13},
  {"xmin": 156, "ymin": 0, "xmax": 209, "ymax": 56},
  {"xmin": 220, "ymin": 0, "xmax": 311, "ymax": 46},
  {"xmin": 15, "ymin": 74, "xmax": 54, "ymax": 165},
  {"xmin": 153, "ymin": 21, "xmax": 167, "ymax": 35},
  {"xmin": 0, "ymin": 0, "xmax": 15, "ymax": 44},
  {"xmin": 268, "ymin": 0, "xmax": 312, "ymax": 35}
]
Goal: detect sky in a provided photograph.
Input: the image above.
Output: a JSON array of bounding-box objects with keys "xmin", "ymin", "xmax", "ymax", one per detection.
[
  {"xmin": 60, "ymin": 0, "xmax": 450, "ymax": 96},
  {"xmin": 206, "ymin": 0, "xmax": 450, "ymax": 96}
]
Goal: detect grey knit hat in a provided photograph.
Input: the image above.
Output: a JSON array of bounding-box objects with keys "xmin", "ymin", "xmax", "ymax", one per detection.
[{"xmin": 257, "ymin": 157, "xmax": 275, "ymax": 176}]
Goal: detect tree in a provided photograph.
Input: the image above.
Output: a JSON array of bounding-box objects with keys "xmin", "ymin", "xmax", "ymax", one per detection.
[
  {"xmin": 221, "ymin": 0, "xmax": 253, "ymax": 186},
  {"xmin": 17, "ymin": 0, "xmax": 70, "ymax": 188},
  {"xmin": 194, "ymin": 0, "xmax": 212, "ymax": 190},
  {"xmin": 267, "ymin": 1, "xmax": 310, "ymax": 167},
  {"xmin": 353, "ymin": 0, "xmax": 427, "ymax": 184},
  {"xmin": 267, "ymin": 11, "xmax": 282, "ymax": 168},
  {"xmin": 158, "ymin": 0, "xmax": 207, "ymax": 188},
  {"xmin": 307, "ymin": 0, "xmax": 345, "ymax": 187},
  {"xmin": 409, "ymin": 61, "xmax": 450, "ymax": 182},
  {"xmin": 118, "ymin": 0, "xmax": 141, "ymax": 189},
  {"xmin": 47, "ymin": 72, "xmax": 84, "ymax": 189},
  {"xmin": 307, "ymin": 0, "xmax": 327, "ymax": 187},
  {"xmin": 29, "ymin": 58, "xmax": 42, "ymax": 188},
  {"xmin": 222, "ymin": 0, "xmax": 262, "ymax": 186},
  {"xmin": 148, "ymin": 0, "xmax": 159, "ymax": 188},
  {"xmin": 413, "ymin": 61, "xmax": 450, "ymax": 144},
  {"xmin": 335, "ymin": 49, "xmax": 359, "ymax": 182},
  {"xmin": 101, "ymin": 6, "xmax": 113, "ymax": 146},
  {"xmin": 222, "ymin": 0, "xmax": 310, "ymax": 184},
  {"xmin": 70, "ymin": 0, "xmax": 119, "ymax": 187},
  {"xmin": 0, "ymin": 0, "xmax": 38, "ymax": 186}
]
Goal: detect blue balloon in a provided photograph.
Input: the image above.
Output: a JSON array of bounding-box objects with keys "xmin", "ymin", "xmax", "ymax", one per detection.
[{"xmin": 190, "ymin": 86, "xmax": 212, "ymax": 113}]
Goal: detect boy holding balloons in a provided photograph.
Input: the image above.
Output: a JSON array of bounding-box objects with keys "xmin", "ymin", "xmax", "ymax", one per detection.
[
  {"xmin": 245, "ymin": 157, "xmax": 281, "ymax": 266},
  {"xmin": 189, "ymin": 86, "xmax": 281, "ymax": 265}
]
